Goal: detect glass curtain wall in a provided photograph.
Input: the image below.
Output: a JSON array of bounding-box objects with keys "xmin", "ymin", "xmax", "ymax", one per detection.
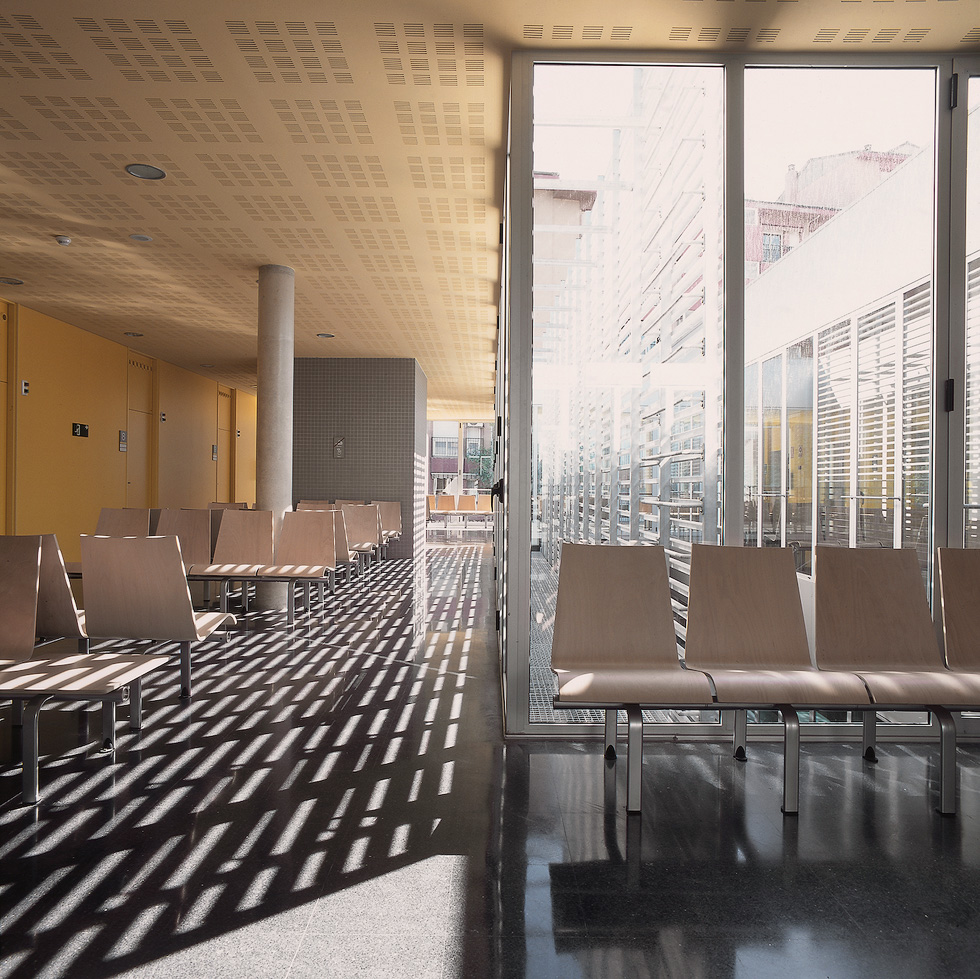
[
  {"xmin": 529, "ymin": 64, "xmax": 725, "ymax": 725},
  {"xmin": 963, "ymin": 77, "xmax": 980, "ymax": 546},
  {"xmin": 508, "ymin": 54, "xmax": 973, "ymax": 736}
]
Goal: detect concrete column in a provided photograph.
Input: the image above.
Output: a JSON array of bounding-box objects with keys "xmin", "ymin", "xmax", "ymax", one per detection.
[{"xmin": 255, "ymin": 264, "xmax": 294, "ymax": 610}]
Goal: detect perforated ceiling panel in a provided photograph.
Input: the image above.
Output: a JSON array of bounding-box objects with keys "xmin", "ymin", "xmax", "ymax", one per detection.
[{"xmin": 0, "ymin": 0, "xmax": 976, "ymax": 418}]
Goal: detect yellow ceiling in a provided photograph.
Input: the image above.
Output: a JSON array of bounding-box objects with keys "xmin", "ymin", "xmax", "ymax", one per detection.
[{"xmin": 0, "ymin": 1, "xmax": 977, "ymax": 419}]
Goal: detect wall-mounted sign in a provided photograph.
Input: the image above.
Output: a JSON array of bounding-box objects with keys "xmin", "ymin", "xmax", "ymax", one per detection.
[{"xmin": 71, "ymin": 423, "xmax": 89, "ymax": 437}]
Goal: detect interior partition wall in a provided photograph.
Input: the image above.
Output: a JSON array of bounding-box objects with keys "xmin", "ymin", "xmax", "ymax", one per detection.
[{"xmin": 502, "ymin": 50, "xmax": 978, "ymax": 738}]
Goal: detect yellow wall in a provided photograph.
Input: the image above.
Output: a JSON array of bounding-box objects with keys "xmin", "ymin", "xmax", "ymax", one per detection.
[
  {"xmin": 233, "ymin": 390, "xmax": 257, "ymax": 506},
  {"xmin": 13, "ymin": 307, "xmax": 129, "ymax": 560},
  {"xmin": 3, "ymin": 303, "xmax": 256, "ymax": 557},
  {"xmin": 157, "ymin": 362, "xmax": 219, "ymax": 509}
]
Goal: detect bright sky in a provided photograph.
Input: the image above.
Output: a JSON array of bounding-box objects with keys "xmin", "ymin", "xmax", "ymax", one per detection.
[{"xmin": 533, "ymin": 64, "xmax": 938, "ymax": 201}]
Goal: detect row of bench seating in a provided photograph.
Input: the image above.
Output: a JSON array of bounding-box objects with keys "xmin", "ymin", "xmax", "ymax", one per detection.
[
  {"xmin": 4, "ymin": 502, "xmax": 403, "ymax": 804},
  {"xmin": 552, "ymin": 543, "xmax": 980, "ymax": 817}
]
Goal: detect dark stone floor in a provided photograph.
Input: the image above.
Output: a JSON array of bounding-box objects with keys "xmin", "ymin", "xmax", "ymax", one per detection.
[{"xmin": 3, "ymin": 540, "xmax": 980, "ymax": 978}]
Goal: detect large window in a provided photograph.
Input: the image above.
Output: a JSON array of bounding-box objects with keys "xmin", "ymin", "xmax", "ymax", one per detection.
[
  {"xmin": 744, "ymin": 68, "xmax": 936, "ymax": 582},
  {"xmin": 505, "ymin": 54, "xmax": 973, "ymax": 736},
  {"xmin": 529, "ymin": 63, "xmax": 724, "ymax": 724}
]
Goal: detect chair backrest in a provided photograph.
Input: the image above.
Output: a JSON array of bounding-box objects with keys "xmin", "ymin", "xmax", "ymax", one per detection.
[
  {"xmin": 427, "ymin": 495, "xmax": 437, "ymax": 515},
  {"xmin": 297, "ymin": 500, "xmax": 335, "ymax": 511},
  {"xmin": 685, "ymin": 544, "xmax": 812, "ymax": 670},
  {"xmin": 81, "ymin": 535, "xmax": 200, "ymax": 640},
  {"xmin": 211, "ymin": 509, "xmax": 274, "ymax": 565},
  {"xmin": 340, "ymin": 504, "xmax": 382, "ymax": 548},
  {"xmin": 95, "ymin": 507, "xmax": 150, "ymax": 537},
  {"xmin": 436, "ymin": 495, "xmax": 457, "ymax": 512},
  {"xmin": 476, "ymin": 495, "xmax": 492, "ymax": 513},
  {"xmin": 335, "ymin": 499, "xmax": 364, "ymax": 507},
  {"xmin": 209, "ymin": 501, "xmax": 248, "ymax": 509},
  {"xmin": 551, "ymin": 542, "xmax": 679, "ymax": 671},
  {"xmin": 0, "ymin": 535, "xmax": 42, "ymax": 664},
  {"xmin": 456, "ymin": 495, "xmax": 477, "ymax": 512},
  {"xmin": 371, "ymin": 501, "xmax": 402, "ymax": 535},
  {"xmin": 938, "ymin": 547, "xmax": 980, "ymax": 671},
  {"xmin": 36, "ymin": 534, "xmax": 84, "ymax": 640},
  {"xmin": 333, "ymin": 510, "xmax": 352, "ymax": 562},
  {"xmin": 815, "ymin": 545, "xmax": 941, "ymax": 671},
  {"xmin": 156, "ymin": 508, "xmax": 212, "ymax": 567},
  {"xmin": 273, "ymin": 510, "xmax": 336, "ymax": 570}
]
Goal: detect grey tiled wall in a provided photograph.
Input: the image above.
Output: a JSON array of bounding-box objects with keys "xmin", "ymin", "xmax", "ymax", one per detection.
[{"xmin": 293, "ymin": 358, "xmax": 427, "ymax": 568}]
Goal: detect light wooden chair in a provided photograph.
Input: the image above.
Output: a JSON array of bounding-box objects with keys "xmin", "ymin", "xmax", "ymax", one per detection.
[
  {"xmin": 35, "ymin": 534, "xmax": 88, "ymax": 653},
  {"xmin": 64, "ymin": 507, "xmax": 153, "ymax": 576},
  {"xmin": 254, "ymin": 509, "xmax": 337, "ymax": 624},
  {"xmin": 335, "ymin": 499, "xmax": 365, "ymax": 507},
  {"xmin": 156, "ymin": 508, "xmax": 212, "ymax": 568},
  {"xmin": 0, "ymin": 535, "xmax": 168, "ymax": 805},
  {"xmin": 551, "ymin": 542, "xmax": 714, "ymax": 812},
  {"xmin": 436, "ymin": 495, "xmax": 458, "ymax": 513},
  {"xmin": 297, "ymin": 500, "xmax": 336, "ymax": 511},
  {"xmin": 340, "ymin": 504, "xmax": 383, "ymax": 572},
  {"xmin": 82, "ymin": 534, "xmax": 236, "ymax": 699},
  {"xmin": 186, "ymin": 509, "xmax": 275, "ymax": 612},
  {"xmin": 685, "ymin": 544, "xmax": 871, "ymax": 814},
  {"xmin": 333, "ymin": 510, "xmax": 358, "ymax": 584},
  {"xmin": 209, "ymin": 501, "xmax": 248, "ymax": 509},
  {"xmin": 456, "ymin": 494, "xmax": 477, "ymax": 512},
  {"xmin": 816, "ymin": 545, "xmax": 980, "ymax": 815},
  {"xmin": 936, "ymin": 547, "xmax": 980, "ymax": 674},
  {"xmin": 371, "ymin": 501, "xmax": 402, "ymax": 557}
]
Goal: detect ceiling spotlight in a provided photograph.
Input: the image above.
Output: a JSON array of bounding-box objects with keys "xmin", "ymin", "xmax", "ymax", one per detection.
[
  {"xmin": 129, "ymin": 233, "xmax": 153, "ymax": 242},
  {"xmin": 125, "ymin": 163, "xmax": 167, "ymax": 181},
  {"xmin": 124, "ymin": 331, "xmax": 143, "ymax": 338},
  {"xmin": 200, "ymin": 364, "xmax": 215, "ymax": 369},
  {"xmin": 0, "ymin": 277, "xmax": 24, "ymax": 286},
  {"xmin": 53, "ymin": 235, "xmax": 71, "ymax": 246},
  {"xmin": 316, "ymin": 333, "xmax": 335, "ymax": 339}
]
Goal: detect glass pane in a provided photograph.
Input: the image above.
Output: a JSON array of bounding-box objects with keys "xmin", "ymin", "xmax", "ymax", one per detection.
[
  {"xmin": 744, "ymin": 361, "xmax": 760, "ymax": 546},
  {"xmin": 745, "ymin": 67, "xmax": 936, "ymax": 583},
  {"xmin": 964, "ymin": 78, "xmax": 980, "ymax": 546},
  {"xmin": 787, "ymin": 339, "xmax": 813, "ymax": 573},
  {"xmin": 761, "ymin": 354, "xmax": 784, "ymax": 545},
  {"xmin": 531, "ymin": 63, "xmax": 724, "ymax": 725}
]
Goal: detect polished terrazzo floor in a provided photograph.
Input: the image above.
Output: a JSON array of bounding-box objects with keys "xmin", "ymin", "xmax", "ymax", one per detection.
[{"xmin": 3, "ymin": 541, "xmax": 980, "ymax": 978}]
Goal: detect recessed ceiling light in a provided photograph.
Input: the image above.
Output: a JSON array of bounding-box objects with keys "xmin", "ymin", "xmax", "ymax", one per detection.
[
  {"xmin": 124, "ymin": 331, "xmax": 143, "ymax": 338},
  {"xmin": 129, "ymin": 233, "xmax": 153, "ymax": 242},
  {"xmin": 0, "ymin": 277, "xmax": 24, "ymax": 286},
  {"xmin": 316, "ymin": 333, "xmax": 335, "ymax": 339},
  {"xmin": 125, "ymin": 163, "xmax": 167, "ymax": 181},
  {"xmin": 200, "ymin": 364, "xmax": 214, "ymax": 369}
]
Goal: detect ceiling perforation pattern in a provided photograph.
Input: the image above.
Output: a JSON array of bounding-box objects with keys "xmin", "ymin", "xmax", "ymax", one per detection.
[
  {"xmin": 226, "ymin": 20, "xmax": 353, "ymax": 86},
  {"xmin": 394, "ymin": 101, "xmax": 485, "ymax": 146},
  {"xmin": 197, "ymin": 153, "xmax": 293, "ymax": 188},
  {"xmin": 301, "ymin": 154, "xmax": 389, "ymax": 189},
  {"xmin": 407, "ymin": 155, "xmax": 486, "ymax": 190},
  {"xmin": 20, "ymin": 95, "xmax": 151, "ymax": 143},
  {"xmin": 147, "ymin": 98, "xmax": 262, "ymax": 144},
  {"xmin": 141, "ymin": 193, "xmax": 227, "ymax": 223},
  {"xmin": 0, "ymin": 17, "xmax": 91, "ymax": 82},
  {"xmin": 74, "ymin": 17, "xmax": 223, "ymax": 84},
  {"xmin": 232, "ymin": 194, "xmax": 316, "ymax": 223},
  {"xmin": 0, "ymin": 1, "xmax": 976, "ymax": 418},
  {"xmin": 374, "ymin": 22, "xmax": 484, "ymax": 87},
  {"xmin": 0, "ymin": 151, "xmax": 101, "ymax": 185}
]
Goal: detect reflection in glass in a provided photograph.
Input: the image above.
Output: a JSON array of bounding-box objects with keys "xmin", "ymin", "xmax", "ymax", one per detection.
[
  {"xmin": 744, "ymin": 67, "xmax": 935, "ymax": 581},
  {"xmin": 964, "ymin": 79, "xmax": 980, "ymax": 546},
  {"xmin": 530, "ymin": 64, "xmax": 724, "ymax": 724}
]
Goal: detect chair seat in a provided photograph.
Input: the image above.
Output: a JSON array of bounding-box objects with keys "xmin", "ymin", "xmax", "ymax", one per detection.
[
  {"xmin": 855, "ymin": 669, "xmax": 980, "ymax": 707},
  {"xmin": 187, "ymin": 563, "xmax": 260, "ymax": 577},
  {"xmin": 704, "ymin": 668, "xmax": 871, "ymax": 706},
  {"xmin": 555, "ymin": 667, "xmax": 714, "ymax": 706},
  {"xmin": 0, "ymin": 651, "xmax": 168, "ymax": 697},
  {"xmin": 255, "ymin": 564, "xmax": 330, "ymax": 579},
  {"xmin": 192, "ymin": 610, "xmax": 237, "ymax": 641}
]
